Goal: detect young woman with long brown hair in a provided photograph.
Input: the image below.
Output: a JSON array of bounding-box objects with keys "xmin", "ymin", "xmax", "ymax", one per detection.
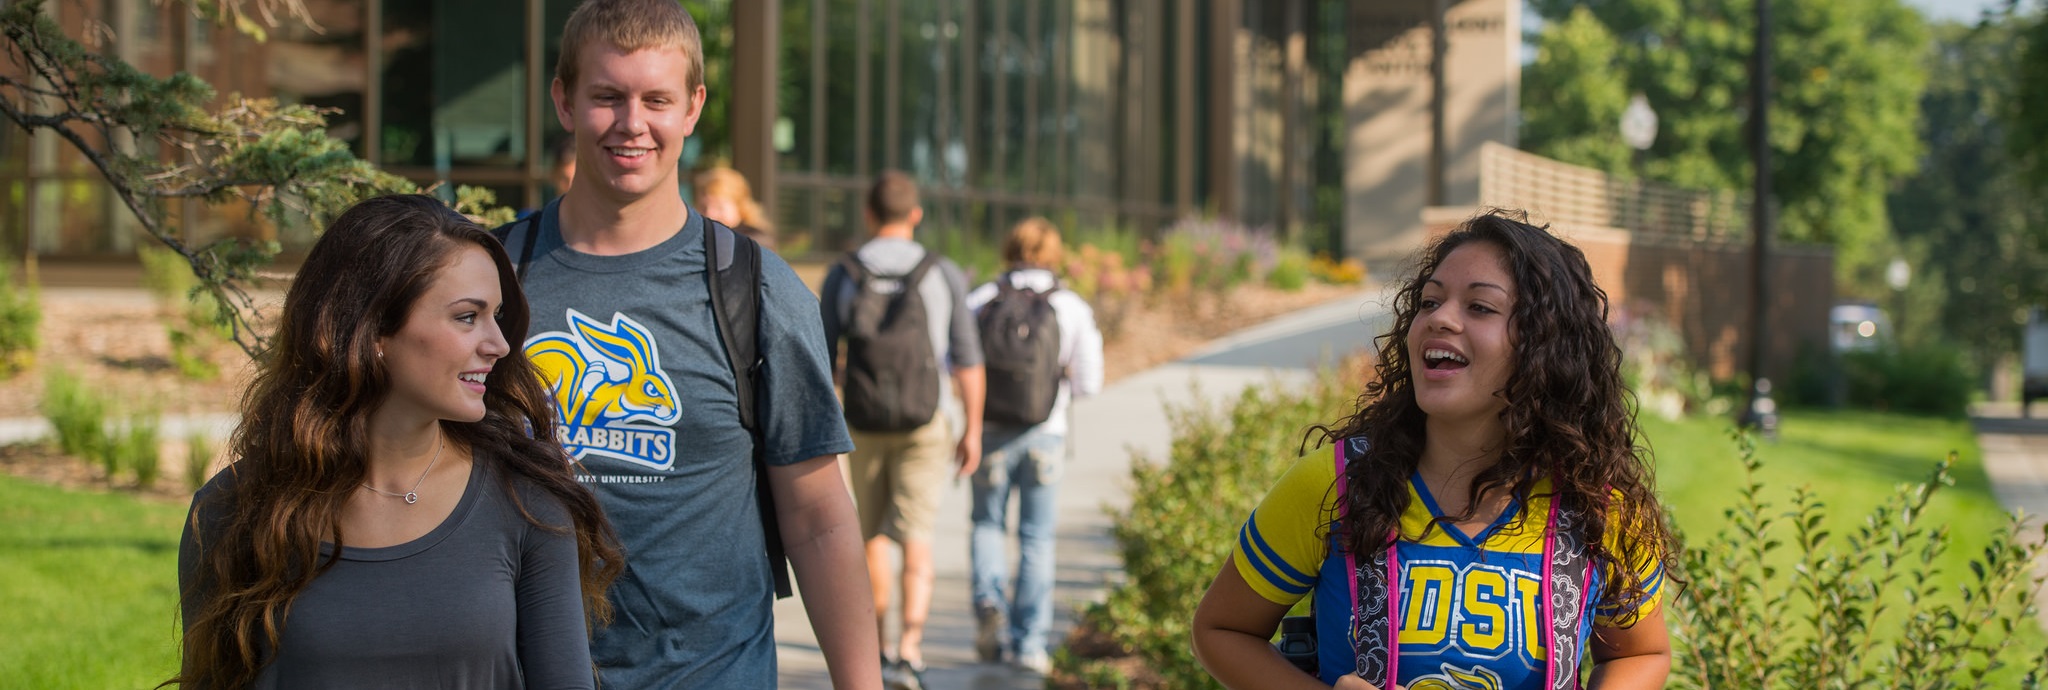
[
  {"xmin": 172, "ymin": 195, "xmax": 624, "ymax": 689},
  {"xmin": 1193, "ymin": 211, "xmax": 1678, "ymax": 689}
]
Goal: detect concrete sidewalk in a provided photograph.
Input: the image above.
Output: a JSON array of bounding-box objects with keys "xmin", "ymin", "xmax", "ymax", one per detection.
[
  {"xmin": 1971, "ymin": 403, "xmax": 2048, "ymax": 628},
  {"xmin": 771, "ymin": 291, "xmax": 1391, "ymax": 688}
]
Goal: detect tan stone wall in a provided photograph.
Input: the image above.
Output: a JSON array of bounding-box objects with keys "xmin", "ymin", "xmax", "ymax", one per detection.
[
  {"xmin": 1343, "ymin": 1, "xmax": 1436, "ymax": 261},
  {"xmin": 1441, "ymin": 0, "xmax": 1518, "ymax": 206},
  {"xmin": 1344, "ymin": 0, "xmax": 1522, "ymax": 262}
]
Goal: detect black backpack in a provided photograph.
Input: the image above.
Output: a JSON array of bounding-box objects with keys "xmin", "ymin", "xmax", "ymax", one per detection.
[
  {"xmin": 494, "ymin": 208, "xmax": 795, "ymax": 600},
  {"xmin": 979, "ymin": 274, "xmax": 1063, "ymax": 426},
  {"xmin": 836, "ymin": 251, "xmax": 943, "ymax": 433}
]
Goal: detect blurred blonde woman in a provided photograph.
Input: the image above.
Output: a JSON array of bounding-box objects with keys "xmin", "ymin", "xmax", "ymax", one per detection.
[
  {"xmin": 964, "ymin": 216, "xmax": 1104, "ymax": 674},
  {"xmin": 694, "ymin": 166, "xmax": 777, "ymax": 250}
]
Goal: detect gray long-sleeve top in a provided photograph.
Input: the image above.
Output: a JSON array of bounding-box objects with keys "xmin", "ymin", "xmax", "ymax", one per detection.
[{"xmin": 179, "ymin": 455, "xmax": 594, "ymax": 689}]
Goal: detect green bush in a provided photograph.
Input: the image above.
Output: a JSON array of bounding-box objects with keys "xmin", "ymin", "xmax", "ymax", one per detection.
[
  {"xmin": 40, "ymin": 370, "xmax": 105, "ymax": 459},
  {"xmin": 1671, "ymin": 432, "xmax": 2048, "ymax": 689},
  {"xmin": 1840, "ymin": 342, "xmax": 1975, "ymax": 417},
  {"xmin": 1067, "ymin": 222, "xmax": 1145, "ymax": 269},
  {"xmin": 138, "ymin": 243, "xmax": 223, "ymax": 380},
  {"xmin": 0, "ymin": 260, "xmax": 38, "ymax": 377},
  {"xmin": 1267, "ymin": 246, "xmax": 1311, "ymax": 292},
  {"xmin": 184, "ymin": 432, "xmax": 215, "ymax": 491},
  {"xmin": 924, "ymin": 227, "xmax": 1004, "ymax": 284},
  {"xmin": 1613, "ymin": 304, "xmax": 1726, "ymax": 419},
  {"xmin": 1154, "ymin": 231, "xmax": 1201, "ymax": 294},
  {"xmin": 111, "ymin": 415, "xmax": 161, "ymax": 489},
  {"xmin": 1056, "ymin": 375, "xmax": 1356, "ymax": 689},
  {"xmin": 1149, "ymin": 218, "xmax": 1275, "ymax": 295},
  {"xmin": 39, "ymin": 370, "xmax": 165, "ymax": 489}
]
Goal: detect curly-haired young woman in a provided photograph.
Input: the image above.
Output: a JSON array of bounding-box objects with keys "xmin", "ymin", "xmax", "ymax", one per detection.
[
  {"xmin": 1193, "ymin": 211, "xmax": 1678, "ymax": 690},
  {"xmin": 172, "ymin": 195, "xmax": 624, "ymax": 689}
]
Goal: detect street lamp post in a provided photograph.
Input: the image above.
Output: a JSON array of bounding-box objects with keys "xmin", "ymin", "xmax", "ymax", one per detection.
[
  {"xmin": 1620, "ymin": 93, "xmax": 1658, "ymax": 229},
  {"xmin": 1743, "ymin": 0, "xmax": 1775, "ymax": 432},
  {"xmin": 1888, "ymin": 257, "xmax": 1911, "ymax": 340},
  {"xmin": 1621, "ymin": 93, "xmax": 1658, "ymax": 175}
]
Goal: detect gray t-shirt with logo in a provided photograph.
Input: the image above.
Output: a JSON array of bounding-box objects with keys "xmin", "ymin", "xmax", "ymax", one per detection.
[{"xmin": 500, "ymin": 201, "xmax": 854, "ymax": 688}]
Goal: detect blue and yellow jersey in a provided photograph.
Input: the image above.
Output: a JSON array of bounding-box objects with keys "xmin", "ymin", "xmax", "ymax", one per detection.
[{"xmin": 1232, "ymin": 453, "xmax": 1666, "ymax": 689}]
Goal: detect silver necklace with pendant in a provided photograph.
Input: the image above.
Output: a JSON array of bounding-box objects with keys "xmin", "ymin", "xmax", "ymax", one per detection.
[{"xmin": 361, "ymin": 429, "xmax": 444, "ymax": 505}]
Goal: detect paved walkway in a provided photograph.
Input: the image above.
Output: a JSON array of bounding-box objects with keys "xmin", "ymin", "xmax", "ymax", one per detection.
[
  {"xmin": 771, "ymin": 291, "xmax": 1391, "ymax": 688},
  {"xmin": 1971, "ymin": 403, "xmax": 2048, "ymax": 628}
]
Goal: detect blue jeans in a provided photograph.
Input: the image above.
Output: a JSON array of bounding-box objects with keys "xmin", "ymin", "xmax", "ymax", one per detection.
[{"xmin": 969, "ymin": 425, "xmax": 1064, "ymax": 658}]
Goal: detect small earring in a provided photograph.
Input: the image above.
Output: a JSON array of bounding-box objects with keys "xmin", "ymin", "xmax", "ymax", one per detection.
[{"xmin": 376, "ymin": 350, "xmax": 384, "ymax": 358}]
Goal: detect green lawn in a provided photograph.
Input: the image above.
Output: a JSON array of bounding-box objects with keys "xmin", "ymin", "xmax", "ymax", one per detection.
[
  {"xmin": 3, "ymin": 409, "xmax": 2043, "ymax": 687},
  {"xmin": 1641, "ymin": 408, "xmax": 2047, "ymax": 681},
  {"xmin": 0, "ymin": 475, "xmax": 184, "ymax": 689}
]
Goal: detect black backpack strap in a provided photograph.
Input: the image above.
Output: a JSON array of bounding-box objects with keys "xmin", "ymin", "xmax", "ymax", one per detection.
[
  {"xmin": 905, "ymin": 250, "xmax": 942, "ymax": 286},
  {"xmin": 836, "ymin": 251, "xmax": 870, "ymax": 286},
  {"xmin": 703, "ymin": 217, "xmax": 792, "ymax": 599},
  {"xmin": 493, "ymin": 208, "xmax": 544, "ymax": 283}
]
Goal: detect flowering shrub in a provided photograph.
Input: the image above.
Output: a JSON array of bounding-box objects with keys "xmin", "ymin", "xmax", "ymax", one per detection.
[
  {"xmin": 1612, "ymin": 302, "xmax": 1723, "ymax": 419},
  {"xmin": 1147, "ymin": 217, "xmax": 1277, "ymax": 295},
  {"xmin": 1268, "ymin": 247, "xmax": 1312, "ymax": 292},
  {"xmin": 1063, "ymin": 243, "xmax": 1152, "ymax": 340},
  {"xmin": 1308, "ymin": 252, "xmax": 1367, "ymax": 285}
]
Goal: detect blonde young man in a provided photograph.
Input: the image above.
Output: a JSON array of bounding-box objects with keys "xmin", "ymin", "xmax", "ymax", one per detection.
[
  {"xmin": 494, "ymin": 1, "xmax": 881, "ymax": 687},
  {"xmin": 820, "ymin": 171, "xmax": 987, "ymax": 688}
]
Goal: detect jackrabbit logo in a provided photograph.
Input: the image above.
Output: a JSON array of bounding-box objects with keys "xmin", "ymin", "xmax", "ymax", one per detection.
[
  {"xmin": 526, "ymin": 309, "xmax": 682, "ymax": 470},
  {"xmin": 1406, "ymin": 662, "xmax": 1503, "ymax": 690}
]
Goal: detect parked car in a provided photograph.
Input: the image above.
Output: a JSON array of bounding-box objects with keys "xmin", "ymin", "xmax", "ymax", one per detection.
[{"xmin": 1830, "ymin": 303, "xmax": 1888, "ymax": 354}]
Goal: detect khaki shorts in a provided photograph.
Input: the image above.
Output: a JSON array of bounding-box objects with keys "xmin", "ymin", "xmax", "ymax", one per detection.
[{"xmin": 847, "ymin": 414, "xmax": 955, "ymax": 542}]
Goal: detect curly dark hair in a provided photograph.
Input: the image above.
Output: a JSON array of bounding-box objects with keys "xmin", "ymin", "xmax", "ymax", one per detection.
[
  {"xmin": 1320, "ymin": 210, "xmax": 1679, "ymax": 623},
  {"xmin": 172, "ymin": 195, "xmax": 625, "ymax": 689}
]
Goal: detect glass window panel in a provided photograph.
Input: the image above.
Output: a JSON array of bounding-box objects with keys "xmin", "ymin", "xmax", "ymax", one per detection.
[
  {"xmin": 381, "ymin": 0, "xmax": 527, "ymax": 168},
  {"xmin": 1, "ymin": 179, "xmax": 24, "ymax": 258},
  {"xmin": 823, "ymin": 0, "xmax": 862, "ymax": 175},
  {"xmin": 269, "ymin": 0, "xmax": 369, "ymax": 157},
  {"xmin": 1309, "ymin": 0, "xmax": 1347, "ymax": 254},
  {"xmin": 777, "ymin": 0, "xmax": 818, "ymax": 173},
  {"xmin": 681, "ymin": 1, "xmax": 733, "ymax": 169},
  {"xmin": 897, "ymin": 0, "xmax": 945, "ymax": 182},
  {"xmin": 1067, "ymin": 0, "xmax": 1119, "ymax": 205},
  {"xmin": 0, "ymin": 123, "xmax": 20, "ymax": 176},
  {"xmin": 30, "ymin": 179, "xmax": 113, "ymax": 255}
]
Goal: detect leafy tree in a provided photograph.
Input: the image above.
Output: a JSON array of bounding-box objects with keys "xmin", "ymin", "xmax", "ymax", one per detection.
[
  {"xmin": 2014, "ymin": 1, "xmax": 2048, "ymax": 190},
  {"xmin": 1889, "ymin": 15, "xmax": 2047, "ymax": 369},
  {"xmin": 1523, "ymin": 0, "xmax": 1929, "ymax": 290},
  {"xmin": 1521, "ymin": 7, "xmax": 1635, "ymax": 177},
  {"xmin": 0, "ymin": 0, "xmax": 513, "ymax": 358}
]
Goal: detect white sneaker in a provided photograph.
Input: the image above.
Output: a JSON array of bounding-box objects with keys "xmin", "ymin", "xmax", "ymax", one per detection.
[{"xmin": 1015, "ymin": 650, "xmax": 1051, "ymax": 675}]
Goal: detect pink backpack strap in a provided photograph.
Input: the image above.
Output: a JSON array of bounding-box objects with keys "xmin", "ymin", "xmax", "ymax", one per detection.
[
  {"xmin": 1383, "ymin": 536, "xmax": 1401, "ymax": 688},
  {"xmin": 1541, "ymin": 493, "xmax": 1560, "ymax": 689},
  {"xmin": 1540, "ymin": 487, "xmax": 1595, "ymax": 690},
  {"xmin": 1335, "ymin": 442, "xmax": 1359, "ymax": 644},
  {"xmin": 1335, "ymin": 439, "xmax": 1399, "ymax": 689}
]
